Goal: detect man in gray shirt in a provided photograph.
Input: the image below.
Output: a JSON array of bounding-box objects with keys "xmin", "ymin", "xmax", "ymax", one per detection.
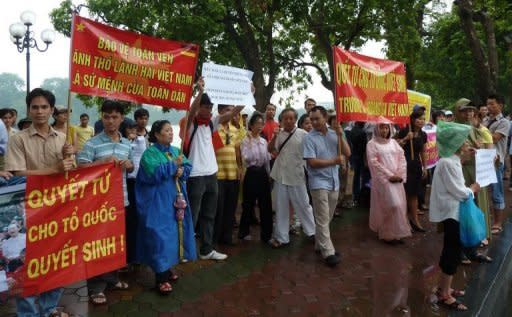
[{"xmin": 483, "ymin": 94, "xmax": 510, "ymax": 234}]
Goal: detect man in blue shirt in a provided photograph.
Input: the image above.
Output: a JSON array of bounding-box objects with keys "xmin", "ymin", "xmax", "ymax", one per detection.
[
  {"xmin": 77, "ymin": 99, "xmax": 133, "ymax": 305},
  {"xmin": 303, "ymin": 106, "xmax": 350, "ymax": 267}
]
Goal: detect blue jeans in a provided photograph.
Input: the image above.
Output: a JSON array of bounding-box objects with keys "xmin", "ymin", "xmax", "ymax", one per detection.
[
  {"xmin": 491, "ymin": 162, "xmax": 505, "ymax": 210},
  {"xmin": 16, "ymin": 288, "xmax": 63, "ymax": 317}
]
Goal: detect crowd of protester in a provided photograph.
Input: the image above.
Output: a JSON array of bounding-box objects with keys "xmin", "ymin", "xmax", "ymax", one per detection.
[{"xmin": 0, "ymin": 80, "xmax": 509, "ymax": 314}]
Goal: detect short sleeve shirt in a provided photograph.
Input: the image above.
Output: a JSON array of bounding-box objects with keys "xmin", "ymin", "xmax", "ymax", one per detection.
[
  {"xmin": 77, "ymin": 132, "xmax": 132, "ymax": 206},
  {"xmin": 484, "ymin": 113, "xmax": 510, "ymax": 163},
  {"xmin": 303, "ymin": 128, "xmax": 340, "ymax": 191},
  {"xmin": 270, "ymin": 128, "xmax": 307, "ymax": 186},
  {"xmin": 188, "ymin": 116, "xmax": 220, "ymax": 177},
  {"xmin": 5, "ymin": 125, "xmax": 66, "ymax": 171}
]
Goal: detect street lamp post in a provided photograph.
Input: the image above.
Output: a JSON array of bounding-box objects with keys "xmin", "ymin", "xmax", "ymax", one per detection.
[{"xmin": 9, "ymin": 10, "xmax": 55, "ymax": 111}]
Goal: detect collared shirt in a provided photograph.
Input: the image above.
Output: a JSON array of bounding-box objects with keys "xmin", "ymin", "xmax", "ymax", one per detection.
[
  {"xmin": 484, "ymin": 113, "xmax": 510, "ymax": 163},
  {"xmin": 77, "ymin": 131, "xmax": 132, "ymax": 206},
  {"xmin": 241, "ymin": 135, "xmax": 271, "ymax": 173},
  {"xmin": 303, "ymin": 127, "xmax": 340, "ymax": 191},
  {"xmin": 270, "ymin": 128, "xmax": 307, "ymax": 186},
  {"xmin": 216, "ymin": 122, "xmax": 242, "ymax": 180},
  {"xmin": 5, "ymin": 125, "xmax": 66, "ymax": 171}
]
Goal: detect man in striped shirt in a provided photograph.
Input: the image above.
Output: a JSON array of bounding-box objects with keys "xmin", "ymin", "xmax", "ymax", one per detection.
[
  {"xmin": 213, "ymin": 104, "xmax": 245, "ymax": 246},
  {"xmin": 77, "ymin": 99, "xmax": 133, "ymax": 305}
]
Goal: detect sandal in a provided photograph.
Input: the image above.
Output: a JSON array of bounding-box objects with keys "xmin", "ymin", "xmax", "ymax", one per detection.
[
  {"xmin": 472, "ymin": 254, "xmax": 493, "ymax": 263},
  {"xmin": 270, "ymin": 239, "xmax": 289, "ymax": 249},
  {"xmin": 436, "ymin": 287, "xmax": 465, "ymax": 298},
  {"xmin": 438, "ymin": 295, "xmax": 468, "ymax": 311},
  {"xmin": 49, "ymin": 310, "xmax": 69, "ymax": 317},
  {"xmin": 491, "ymin": 226, "xmax": 503, "ymax": 235},
  {"xmin": 111, "ymin": 281, "xmax": 129, "ymax": 290},
  {"xmin": 158, "ymin": 282, "xmax": 173, "ymax": 295},
  {"xmin": 90, "ymin": 292, "xmax": 107, "ymax": 305},
  {"xmin": 168, "ymin": 269, "xmax": 179, "ymax": 282}
]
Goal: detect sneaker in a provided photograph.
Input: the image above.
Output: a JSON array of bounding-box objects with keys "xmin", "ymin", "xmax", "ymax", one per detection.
[{"xmin": 199, "ymin": 250, "xmax": 228, "ymax": 261}]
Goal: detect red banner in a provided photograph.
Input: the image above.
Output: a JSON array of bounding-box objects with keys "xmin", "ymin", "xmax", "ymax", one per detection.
[
  {"xmin": 22, "ymin": 163, "xmax": 125, "ymax": 296},
  {"xmin": 333, "ymin": 47, "xmax": 409, "ymax": 124},
  {"xmin": 70, "ymin": 15, "xmax": 199, "ymax": 110}
]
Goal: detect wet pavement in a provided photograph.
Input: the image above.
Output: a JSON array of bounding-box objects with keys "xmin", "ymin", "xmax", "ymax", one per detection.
[{"xmin": 1, "ymin": 195, "xmax": 510, "ymax": 316}]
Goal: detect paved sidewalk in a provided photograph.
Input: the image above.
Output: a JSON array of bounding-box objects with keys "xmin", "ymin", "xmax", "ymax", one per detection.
[{"xmin": 0, "ymin": 201, "xmax": 506, "ymax": 316}]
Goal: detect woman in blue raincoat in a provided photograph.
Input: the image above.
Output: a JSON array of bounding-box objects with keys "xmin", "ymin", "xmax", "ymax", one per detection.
[{"xmin": 135, "ymin": 120, "xmax": 196, "ymax": 294}]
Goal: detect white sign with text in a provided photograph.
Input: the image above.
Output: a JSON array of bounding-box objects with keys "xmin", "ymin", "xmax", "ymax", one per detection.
[
  {"xmin": 475, "ymin": 149, "xmax": 498, "ymax": 187},
  {"xmin": 202, "ymin": 62, "xmax": 255, "ymax": 107}
]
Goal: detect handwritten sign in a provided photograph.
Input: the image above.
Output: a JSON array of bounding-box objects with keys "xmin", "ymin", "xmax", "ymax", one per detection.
[
  {"xmin": 202, "ymin": 62, "xmax": 255, "ymax": 106},
  {"xmin": 476, "ymin": 149, "xmax": 498, "ymax": 187}
]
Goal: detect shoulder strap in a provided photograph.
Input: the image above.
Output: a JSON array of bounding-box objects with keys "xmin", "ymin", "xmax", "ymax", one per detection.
[{"xmin": 277, "ymin": 128, "xmax": 297, "ymax": 152}]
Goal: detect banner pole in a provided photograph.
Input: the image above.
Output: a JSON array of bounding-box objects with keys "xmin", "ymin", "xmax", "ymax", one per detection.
[{"xmin": 332, "ymin": 46, "xmax": 343, "ymax": 161}]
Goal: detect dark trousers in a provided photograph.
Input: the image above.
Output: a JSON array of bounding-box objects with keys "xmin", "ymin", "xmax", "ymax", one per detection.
[
  {"xmin": 214, "ymin": 179, "xmax": 240, "ymax": 244},
  {"xmin": 155, "ymin": 270, "xmax": 170, "ymax": 285},
  {"xmin": 351, "ymin": 156, "xmax": 363, "ymax": 202},
  {"xmin": 439, "ymin": 219, "xmax": 462, "ymax": 276},
  {"xmin": 126, "ymin": 179, "xmax": 138, "ymax": 263},
  {"xmin": 238, "ymin": 166, "xmax": 273, "ymax": 242},
  {"xmin": 187, "ymin": 174, "xmax": 218, "ymax": 255}
]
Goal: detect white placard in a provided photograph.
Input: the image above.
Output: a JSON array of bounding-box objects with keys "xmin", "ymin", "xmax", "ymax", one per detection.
[
  {"xmin": 202, "ymin": 62, "xmax": 256, "ymax": 106},
  {"xmin": 476, "ymin": 149, "xmax": 498, "ymax": 187}
]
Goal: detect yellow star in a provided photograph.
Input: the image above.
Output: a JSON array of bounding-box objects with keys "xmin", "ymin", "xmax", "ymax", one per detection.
[{"xmin": 76, "ymin": 23, "xmax": 85, "ymax": 32}]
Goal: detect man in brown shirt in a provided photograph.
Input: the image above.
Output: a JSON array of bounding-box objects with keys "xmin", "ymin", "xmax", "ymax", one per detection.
[{"xmin": 5, "ymin": 88, "xmax": 73, "ymax": 317}]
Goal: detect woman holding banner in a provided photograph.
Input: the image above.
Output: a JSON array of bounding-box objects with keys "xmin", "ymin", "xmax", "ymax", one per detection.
[
  {"xmin": 396, "ymin": 110, "xmax": 428, "ymax": 232},
  {"xmin": 135, "ymin": 120, "xmax": 196, "ymax": 294}
]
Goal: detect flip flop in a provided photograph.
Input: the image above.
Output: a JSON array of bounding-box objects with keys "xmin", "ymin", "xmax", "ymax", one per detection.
[
  {"xmin": 438, "ymin": 296, "xmax": 468, "ymax": 311},
  {"xmin": 157, "ymin": 282, "xmax": 173, "ymax": 295},
  {"xmin": 491, "ymin": 226, "xmax": 503, "ymax": 235},
  {"xmin": 472, "ymin": 254, "xmax": 493, "ymax": 263},
  {"xmin": 111, "ymin": 281, "xmax": 129, "ymax": 290},
  {"xmin": 89, "ymin": 293, "xmax": 107, "ymax": 305}
]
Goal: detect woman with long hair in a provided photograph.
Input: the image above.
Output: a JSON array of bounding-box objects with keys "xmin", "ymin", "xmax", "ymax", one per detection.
[{"xmin": 396, "ymin": 110, "xmax": 428, "ymax": 232}]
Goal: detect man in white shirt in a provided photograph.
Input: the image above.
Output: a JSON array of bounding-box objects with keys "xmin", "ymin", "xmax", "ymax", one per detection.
[
  {"xmin": 268, "ymin": 108, "xmax": 315, "ymax": 247},
  {"xmin": 186, "ymin": 78, "xmax": 243, "ymax": 260}
]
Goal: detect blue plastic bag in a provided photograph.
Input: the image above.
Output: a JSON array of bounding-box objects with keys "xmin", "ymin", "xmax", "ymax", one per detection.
[{"xmin": 459, "ymin": 194, "xmax": 487, "ymax": 247}]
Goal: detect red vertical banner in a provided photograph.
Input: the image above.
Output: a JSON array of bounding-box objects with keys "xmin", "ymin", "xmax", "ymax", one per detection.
[
  {"xmin": 333, "ymin": 47, "xmax": 409, "ymax": 124},
  {"xmin": 23, "ymin": 163, "xmax": 125, "ymax": 296},
  {"xmin": 70, "ymin": 15, "xmax": 199, "ymax": 110}
]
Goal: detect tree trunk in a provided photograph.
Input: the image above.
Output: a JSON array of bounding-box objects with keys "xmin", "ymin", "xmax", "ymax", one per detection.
[{"xmin": 456, "ymin": 0, "xmax": 494, "ymax": 103}]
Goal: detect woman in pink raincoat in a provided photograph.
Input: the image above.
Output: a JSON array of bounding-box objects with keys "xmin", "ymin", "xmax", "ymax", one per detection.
[{"xmin": 366, "ymin": 118, "xmax": 411, "ymax": 244}]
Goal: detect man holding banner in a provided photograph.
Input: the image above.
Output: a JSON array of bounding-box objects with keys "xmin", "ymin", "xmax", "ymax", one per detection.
[
  {"xmin": 5, "ymin": 88, "xmax": 74, "ymax": 317},
  {"xmin": 304, "ymin": 106, "xmax": 351, "ymax": 267},
  {"xmin": 77, "ymin": 100, "xmax": 133, "ymax": 305}
]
